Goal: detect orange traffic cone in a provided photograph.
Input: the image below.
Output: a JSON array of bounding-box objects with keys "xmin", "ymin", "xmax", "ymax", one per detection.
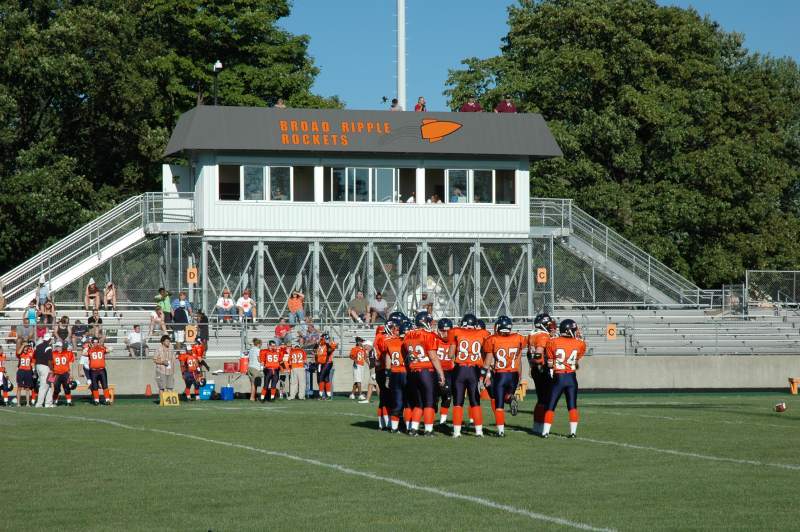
[
  {"xmin": 480, "ymin": 388, "xmax": 490, "ymax": 400},
  {"xmin": 145, "ymin": 384, "xmax": 152, "ymax": 397}
]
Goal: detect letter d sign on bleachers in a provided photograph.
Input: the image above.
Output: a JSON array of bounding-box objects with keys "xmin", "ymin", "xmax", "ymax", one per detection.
[
  {"xmin": 187, "ymin": 266, "xmax": 198, "ymax": 285},
  {"xmin": 185, "ymin": 324, "xmax": 197, "ymax": 343},
  {"xmin": 606, "ymin": 323, "xmax": 618, "ymax": 340}
]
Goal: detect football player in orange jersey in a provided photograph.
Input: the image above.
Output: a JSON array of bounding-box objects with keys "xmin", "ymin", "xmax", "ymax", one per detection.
[
  {"xmin": 87, "ymin": 336, "xmax": 111, "ymax": 405},
  {"xmin": 382, "ymin": 320, "xmax": 408, "ymax": 432},
  {"xmin": 259, "ymin": 340, "xmax": 282, "ymax": 402},
  {"xmin": 528, "ymin": 313, "xmax": 557, "ymax": 435},
  {"xmin": 433, "ymin": 318, "xmax": 455, "ymax": 425},
  {"xmin": 449, "ymin": 313, "xmax": 486, "ymax": 437},
  {"xmin": 51, "ymin": 341, "xmax": 76, "ymax": 406},
  {"xmin": 316, "ymin": 333, "xmax": 337, "ymax": 400},
  {"xmin": 178, "ymin": 346, "xmax": 202, "ymax": 401},
  {"xmin": 349, "ymin": 337, "xmax": 367, "ymax": 400},
  {"xmin": 402, "ymin": 312, "xmax": 446, "ymax": 436},
  {"xmin": 542, "ymin": 319, "xmax": 586, "ymax": 438},
  {"xmin": 0, "ymin": 345, "xmax": 10, "ymax": 405},
  {"xmin": 16, "ymin": 343, "xmax": 36, "ymax": 406},
  {"xmin": 482, "ymin": 316, "xmax": 527, "ymax": 437}
]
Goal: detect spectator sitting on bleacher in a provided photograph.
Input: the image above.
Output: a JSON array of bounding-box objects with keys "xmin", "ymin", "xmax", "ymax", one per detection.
[
  {"xmin": 348, "ymin": 290, "xmax": 370, "ymax": 325},
  {"xmin": 215, "ymin": 288, "xmax": 236, "ymax": 322},
  {"xmin": 104, "ymin": 282, "xmax": 117, "ymax": 313},
  {"xmin": 301, "ymin": 317, "xmax": 319, "ymax": 347},
  {"xmin": 85, "ymin": 278, "xmax": 101, "ymax": 311},
  {"xmin": 0, "ymin": 281, "xmax": 6, "ymax": 313},
  {"xmin": 171, "ymin": 291, "xmax": 193, "ymax": 319},
  {"xmin": 148, "ymin": 307, "xmax": 167, "ymax": 338},
  {"xmin": 369, "ymin": 291, "xmax": 389, "ymax": 324},
  {"xmin": 274, "ymin": 318, "xmax": 292, "ymax": 345},
  {"xmin": 126, "ymin": 324, "xmax": 147, "ymax": 358},
  {"xmin": 35, "ymin": 315, "xmax": 49, "ymax": 340},
  {"xmin": 236, "ymin": 289, "xmax": 256, "ymax": 322},
  {"xmin": 417, "ymin": 292, "xmax": 433, "ymax": 315},
  {"xmin": 88, "ymin": 309, "xmax": 105, "ymax": 344},
  {"xmin": 16, "ymin": 316, "xmax": 34, "ymax": 354},
  {"xmin": 71, "ymin": 319, "xmax": 89, "ymax": 349},
  {"xmin": 54, "ymin": 316, "xmax": 70, "ymax": 346}
]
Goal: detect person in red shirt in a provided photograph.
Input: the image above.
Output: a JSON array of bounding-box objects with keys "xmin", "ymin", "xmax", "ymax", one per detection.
[
  {"xmin": 433, "ymin": 318, "xmax": 455, "ymax": 425},
  {"xmin": 51, "ymin": 342, "xmax": 75, "ymax": 406},
  {"xmin": 349, "ymin": 337, "xmax": 367, "ymax": 400},
  {"xmin": 16, "ymin": 344, "xmax": 36, "ymax": 406},
  {"xmin": 494, "ymin": 94, "xmax": 517, "ymax": 113},
  {"xmin": 482, "ymin": 316, "xmax": 527, "ymax": 437},
  {"xmin": 528, "ymin": 313, "xmax": 557, "ymax": 435},
  {"xmin": 287, "ymin": 342, "xmax": 306, "ymax": 400},
  {"xmin": 459, "ymin": 96, "xmax": 482, "ymax": 112},
  {"xmin": 87, "ymin": 336, "xmax": 111, "ymax": 405},
  {"xmin": 315, "ymin": 333, "xmax": 337, "ymax": 400},
  {"xmin": 402, "ymin": 312, "xmax": 446, "ymax": 436},
  {"xmin": 259, "ymin": 340, "xmax": 282, "ymax": 401},
  {"xmin": 542, "ymin": 319, "xmax": 586, "ymax": 438},
  {"xmin": 178, "ymin": 346, "xmax": 202, "ymax": 401},
  {"xmin": 448, "ymin": 313, "xmax": 486, "ymax": 437},
  {"xmin": 414, "ymin": 96, "xmax": 426, "ymax": 112}
]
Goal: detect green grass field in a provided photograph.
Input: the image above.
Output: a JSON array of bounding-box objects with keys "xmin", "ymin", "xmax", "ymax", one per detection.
[{"xmin": 5, "ymin": 392, "xmax": 798, "ymax": 531}]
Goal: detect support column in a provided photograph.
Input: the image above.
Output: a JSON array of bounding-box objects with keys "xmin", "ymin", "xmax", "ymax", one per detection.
[
  {"xmin": 473, "ymin": 242, "xmax": 481, "ymax": 315},
  {"xmin": 397, "ymin": 246, "xmax": 404, "ymax": 313},
  {"xmin": 312, "ymin": 241, "xmax": 321, "ymax": 320},
  {"xmin": 415, "ymin": 168, "xmax": 425, "ymax": 204},
  {"xmin": 526, "ymin": 241, "xmax": 534, "ymax": 318},
  {"xmin": 366, "ymin": 241, "xmax": 375, "ymax": 300},
  {"xmin": 314, "ymin": 166, "xmax": 325, "ymax": 203},
  {"xmin": 257, "ymin": 241, "xmax": 265, "ymax": 318},
  {"xmin": 419, "ymin": 241, "xmax": 428, "ymax": 297},
  {"xmin": 548, "ymin": 236, "xmax": 555, "ymax": 313},
  {"xmin": 177, "ymin": 235, "xmax": 183, "ymax": 293},
  {"xmin": 201, "ymin": 239, "xmax": 208, "ymax": 312}
]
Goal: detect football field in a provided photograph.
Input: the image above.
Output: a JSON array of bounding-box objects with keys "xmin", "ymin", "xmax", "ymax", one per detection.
[{"xmin": 5, "ymin": 392, "xmax": 797, "ymax": 531}]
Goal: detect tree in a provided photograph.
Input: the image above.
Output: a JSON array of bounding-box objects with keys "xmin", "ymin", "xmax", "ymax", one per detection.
[
  {"xmin": 0, "ymin": 0, "xmax": 340, "ymax": 273},
  {"xmin": 445, "ymin": 0, "xmax": 800, "ymax": 286}
]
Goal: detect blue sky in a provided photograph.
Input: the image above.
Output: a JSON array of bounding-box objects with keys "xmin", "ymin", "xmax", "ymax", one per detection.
[{"xmin": 281, "ymin": 1, "xmax": 799, "ymax": 111}]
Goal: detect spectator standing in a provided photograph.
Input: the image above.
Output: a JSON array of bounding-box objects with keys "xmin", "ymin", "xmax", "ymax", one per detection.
[
  {"xmin": 236, "ymin": 289, "xmax": 256, "ymax": 322},
  {"xmin": 274, "ymin": 98, "xmax": 287, "ymax": 109},
  {"xmin": 349, "ymin": 337, "xmax": 367, "ymax": 400},
  {"xmin": 54, "ymin": 316, "xmax": 71, "ymax": 349},
  {"xmin": 287, "ymin": 341, "xmax": 306, "ymax": 400},
  {"xmin": 274, "ymin": 318, "xmax": 292, "ymax": 345},
  {"xmin": 148, "ymin": 307, "xmax": 167, "ymax": 338},
  {"xmin": 171, "ymin": 293, "xmax": 191, "ymax": 348},
  {"xmin": 287, "ymin": 290, "xmax": 305, "ymax": 329},
  {"xmin": 417, "ymin": 292, "xmax": 434, "ymax": 315},
  {"xmin": 390, "ymin": 98, "xmax": 401, "ymax": 111},
  {"xmin": 494, "ymin": 94, "xmax": 517, "ymax": 113},
  {"xmin": 153, "ymin": 335, "xmax": 176, "ymax": 394},
  {"xmin": 369, "ymin": 292, "xmax": 389, "ymax": 323},
  {"xmin": 215, "ymin": 288, "xmax": 236, "ymax": 322},
  {"xmin": 37, "ymin": 275, "xmax": 50, "ymax": 307},
  {"xmin": 459, "ymin": 96, "xmax": 483, "ymax": 112},
  {"xmin": 126, "ymin": 325, "xmax": 147, "ymax": 358},
  {"xmin": 85, "ymin": 278, "xmax": 101, "ymax": 311},
  {"xmin": 24, "ymin": 300, "xmax": 37, "ymax": 327},
  {"xmin": 247, "ymin": 338, "xmax": 263, "ymax": 401},
  {"xmin": 359, "ymin": 340, "xmax": 378, "ymax": 404},
  {"xmin": 154, "ymin": 288, "xmax": 173, "ymax": 322},
  {"xmin": 103, "ymin": 282, "xmax": 117, "ymax": 313},
  {"xmin": 196, "ymin": 311, "xmax": 209, "ymax": 343},
  {"xmin": 414, "ymin": 96, "xmax": 426, "ymax": 112},
  {"xmin": 35, "ymin": 315, "xmax": 48, "ymax": 341},
  {"xmin": 40, "ymin": 299, "xmax": 56, "ymax": 327},
  {"xmin": 34, "ymin": 333, "xmax": 54, "ymax": 407},
  {"xmin": 348, "ymin": 290, "xmax": 370, "ymax": 325}
]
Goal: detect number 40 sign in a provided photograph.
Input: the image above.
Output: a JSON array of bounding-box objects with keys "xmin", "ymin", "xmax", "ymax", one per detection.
[{"xmin": 160, "ymin": 391, "xmax": 180, "ymax": 407}]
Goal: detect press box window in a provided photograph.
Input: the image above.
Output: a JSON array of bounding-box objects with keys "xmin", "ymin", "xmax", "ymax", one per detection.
[
  {"xmin": 270, "ymin": 166, "xmax": 291, "ymax": 201},
  {"xmin": 218, "ymin": 165, "xmax": 241, "ymax": 200},
  {"xmin": 243, "ymin": 166, "xmax": 264, "ymax": 201},
  {"xmin": 446, "ymin": 169, "xmax": 468, "ymax": 204},
  {"xmin": 472, "ymin": 170, "xmax": 493, "ymax": 203},
  {"xmin": 495, "ymin": 169, "xmax": 515, "ymax": 204}
]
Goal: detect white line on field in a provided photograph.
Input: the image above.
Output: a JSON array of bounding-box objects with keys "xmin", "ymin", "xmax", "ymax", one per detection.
[
  {"xmin": 1, "ymin": 409, "xmax": 613, "ymax": 532},
  {"xmin": 585, "ymin": 409, "xmax": 799, "ymax": 430}
]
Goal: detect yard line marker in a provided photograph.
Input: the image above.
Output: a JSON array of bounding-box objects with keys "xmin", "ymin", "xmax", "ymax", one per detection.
[
  {"xmin": 586, "ymin": 409, "xmax": 799, "ymax": 430},
  {"xmin": 575, "ymin": 436, "xmax": 800, "ymax": 471},
  {"xmin": 3, "ymin": 410, "xmax": 614, "ymax": 532}
]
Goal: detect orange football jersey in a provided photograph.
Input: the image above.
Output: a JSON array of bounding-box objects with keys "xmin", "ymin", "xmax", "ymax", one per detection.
[
  {"xmin": 402, "ymin": 329, "xmax": 438, "ymax": 371},
  {"xmin": 433, "ymin": 336, "xmax": 454, "ymax": 371},
  {"xmin": 261, "ymin": 348, "xmax": 282, "ymax": 369},
  {"xmin": 450, "ymin": 328, "xmax": 486, "ymax": 367},
  {"xmin": 18, "ymin": 349, "xmax": 35, "ymax": 370},
  {"xmin": 483, "ymin": 333, "xmax": 526, "ymax": 373},
  {"xmin": 87, "ymin": 345, "xmax": 108, "ymax": 370},
  {"xmin": 350, "ymin": 345, "xmax": 366, "ymax": 366},
  {"xmin": 288, "ymin": 348, "xmax": 306, "ymax": 368},
  {"xmin": 527, "ymin": 330, "xmax": 552, "ymax": 366},
  {"xmin": 316, "ymin": 340, "xmax": 337, "ymax": 364},
  {"xmin": 545, "ymin": 337, "xmax": 586, "ymax": 374},
  {"xmin": 52, "ymin": 350, "xmax": 75, "ymax": 375},
  {"xmin": 382, "ymin": 336, "xmax": 406, "ymax": 373},
  {"xmin": 178, "ymin": 352, "xmax": 200, "ymax": 373}
]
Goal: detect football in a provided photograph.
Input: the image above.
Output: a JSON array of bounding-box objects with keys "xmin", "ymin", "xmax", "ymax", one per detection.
[{"xmin": 774, "ymin": 402, "xmax": 787, "ymax": 413}]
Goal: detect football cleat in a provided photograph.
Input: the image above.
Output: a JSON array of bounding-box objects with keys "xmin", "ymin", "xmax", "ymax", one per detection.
[
  {"xmin": 541, "ymin": 433, "xmax": 549, "ymax": 439},
  {"xmin": 567, "ymin": 433, "xmax": 576, "ymax": 439},
  {"xmin": 452, "ymin": 433, "xmax": 461, "ymax": 439},
  {"xmin": 390, "ymin": 429, "xmax": 399, "ymax": 434},
  {"xmin": 407, "ymin": 429, "xmax": 419, "ymax": 437},
  {"xmin": 423, "ymin": 431, "xmax": 435, "ymax": 437},
  {"xmin": 495, "ymin": 432, "xmax": 505, "ymax": 438},
  {"xmin": 510, "ymin": 396, "xmax": 518, "ymax": 416}
]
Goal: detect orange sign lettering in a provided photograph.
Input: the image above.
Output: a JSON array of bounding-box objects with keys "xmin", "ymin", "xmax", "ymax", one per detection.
[
  {"xmin": 186, "ymin": 267, "xmax": 198, "ymax": 285},
  {"xmin": 606, "ymin": 323, "xmax": 617, "ymax": 340},
  {"xmin": 536, "ymin": 268, "xmax": 547, "ymax": 284}
]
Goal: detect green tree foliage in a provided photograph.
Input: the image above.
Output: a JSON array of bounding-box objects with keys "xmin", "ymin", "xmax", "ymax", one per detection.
[
  {"xmin": 0, "ymin": 0, "xmax": 340, "ymax": 272},
  {"xmin": 446, "ymin": 0, "xmax": 800, "ymax": 286}
]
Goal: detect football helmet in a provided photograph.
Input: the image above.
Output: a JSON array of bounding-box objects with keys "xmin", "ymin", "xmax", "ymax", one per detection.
[
  {"xmin": 398, "ymin": 322, "xmax": 412, "ymax": 337},
  {"xmin": 460, "ymin": 313, "xmax": 477, "ymax": 328},
  {"xmin": 69, "ymin": 380, "xmax": 78, "ymax": 391},
  {"xmin": 534, "ymin": 313, "xmax": 557, "ymax": 333},
  {"xmin": 384, "ymin": 318, "xmax": 399, "ymax": 336},
  {"xmin": 437, "ymin": 318, "xmax": 453, "ymax": 332},
  {"xmin": 388, "ymin": 311, "xmax": 406, "ymax": 323},
  {"xmin": 321, "ymin": 332, "xmax": 330, "ymax": 341},
  {"xmin": 559, "ymin": 319, "xmax": 579, "ymax": 338},
  {"xmin": 476, "ymin": 319, "xmax": 486, "ymax": 330},
  {"xmin": 415, "ymin": 311, "xmax": 434, "ymax": 331},
  {"xmin": 495, "ymin": 315, "xmax": 513, "ymax": 334}
]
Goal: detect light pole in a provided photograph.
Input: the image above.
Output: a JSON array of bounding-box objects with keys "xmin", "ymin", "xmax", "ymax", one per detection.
[{"xmin": 212, "ymin": 60, "xmax": 223, "ymax": 105}]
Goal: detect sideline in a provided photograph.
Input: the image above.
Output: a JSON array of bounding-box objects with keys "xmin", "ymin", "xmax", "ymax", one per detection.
[{"xmin": 1, "ymin": 409, "xmax": 614, "ymax": 532}]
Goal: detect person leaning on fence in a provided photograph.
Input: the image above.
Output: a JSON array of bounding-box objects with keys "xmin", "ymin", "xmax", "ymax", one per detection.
[{"xmin": 153, "ymin": 335, "xmax": 175, "ymax": 394}]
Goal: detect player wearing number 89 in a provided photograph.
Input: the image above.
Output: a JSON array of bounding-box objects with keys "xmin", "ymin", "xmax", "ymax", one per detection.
[
  {"xmin": 542, "ymin": 319, "xmax": 586, "ymax": 438},
  {"xmin": 447, "ymin": 313, "xmax": 487, "ymax": 437},
  {"xmin": 482, "ymin": 316, "xmax": 526, "ymax": 437},
  {"xmin": 402, "ymin": 312, "xmax": 446, "ymax": 436}
]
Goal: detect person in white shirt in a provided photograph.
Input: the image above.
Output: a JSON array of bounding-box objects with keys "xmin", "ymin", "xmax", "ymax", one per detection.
[
  {"xmin": 237, "ymin": 289, "xmax": 256, "ymax": 323},
  {"xmin": 247, "ymin": 338, "xmax": 264, "ymax": 401},
  {"xmin": 369, "ymin": 291, "xmax": 389, "ymax": 323},
  {"xmin": 125, "ymin": 324, "xmax": 147, "ymax": 358},
  {"xmin": 215, "ymin": 287, "xmax": 236, "ymax": 322}
]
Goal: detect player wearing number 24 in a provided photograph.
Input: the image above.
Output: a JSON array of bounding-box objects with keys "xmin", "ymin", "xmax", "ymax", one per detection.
[{"xmin": 541, "ymin": 319, "xmax": 586, "ymax": 438}]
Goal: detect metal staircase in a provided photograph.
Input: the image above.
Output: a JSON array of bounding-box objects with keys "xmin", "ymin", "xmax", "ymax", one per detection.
[
  {"xmin": 1, "ymin": 192, "xmax": 194, "ymax": 309},
  {"xmin": 530, "ymin": 198, "xmax": 717, "ymax": 306}
]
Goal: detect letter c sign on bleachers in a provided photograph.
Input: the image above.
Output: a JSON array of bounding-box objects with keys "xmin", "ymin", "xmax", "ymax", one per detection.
[
  {"xmin": 186, "ymin": 267, "xmax": 198, "ymax": 285},
  {"xmin": 536, "ymin": 268, "xmax": 548, "ymax": 284},
  {"xmin": 606, "ymin": 323, "xmax": 618, "ymax": 340}
]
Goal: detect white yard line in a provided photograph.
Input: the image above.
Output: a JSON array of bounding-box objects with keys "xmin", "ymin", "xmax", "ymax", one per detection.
[
  {"xmin": 2, "ymin": 409, "xmax": 613, "ymax": 532},
  {"xmin": 584, "ymin": 408, "xmax": 799, "ymax": 430}
]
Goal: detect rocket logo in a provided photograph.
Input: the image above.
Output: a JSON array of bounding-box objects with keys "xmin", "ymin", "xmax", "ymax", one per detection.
[{"xmin": 420, "ymin": 119, "xmax": 462, "ymax": 143}]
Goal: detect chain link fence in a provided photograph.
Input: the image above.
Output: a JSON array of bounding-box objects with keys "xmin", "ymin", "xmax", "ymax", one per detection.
[{"xmin": 746, "ymin": 270, "xmax": 800, "ymax": 309}]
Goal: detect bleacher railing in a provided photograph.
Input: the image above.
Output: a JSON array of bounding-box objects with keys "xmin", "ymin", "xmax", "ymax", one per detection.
[
  {"xmin": 0, "ymin": 192, "xmax": 194, "ymax": 308},
  {"xmin": 530, "ymin": 198, "xmax": 720, "ymax": 307}
]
